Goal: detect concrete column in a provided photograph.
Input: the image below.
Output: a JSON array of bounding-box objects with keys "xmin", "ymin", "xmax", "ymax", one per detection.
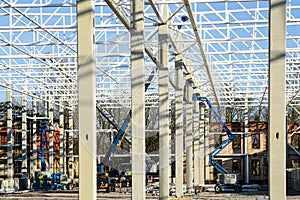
[
  {"xmin": 199, "ymin": 103, "xmax": 205, "ymax": 185},
  {"xmin": 175, "ymin": 54, "xmax": 184, "ymax": 198},
  {"xmin": 186, "ymin": 84, "xmax": 193, "ymax": 194},
  {"xmin": 193, "ymin": 101, "xmax": 200, "ymax": 186},
  {"xmin": 6, "ymin": 86, "xmax": 13, "ymax": 187},
  {"xmin": 21, "ymin": 93, "xmax": 27, "ymax": 173},
  {"xmin": 244, "ymin": 106, "xmax": 249, "ymax": 183},
  {"xmin": 159, "ymin": 4, "xmax": 170, "ymax": 200},
  {"xmin": 130, "ymin": 0, "xmax": 145, "ymax": 199},
  {"xmin": 204, "ymin": 105, "xmax": 210, "ymax": 182},
  {"xmin": 269, "ymin": 0, "xmax": 286, "ymax": 199},
  {"xmin": 32, "ymin": 97, "xmax": 37, "ymax": 173},
  {"xmin": 59, "ymin": 103, "xmax": 65, "ymax": 173},
  {"xmin": 68, "ymin": 109, "xmax": 74, "ymax": 179},
  {"xmin": 77, "ymin": 1, "xmax": 96, "ymax": 199},
  {"xmin": 49, "ymin": 100, "xmax": 54, "ymax": 173}
]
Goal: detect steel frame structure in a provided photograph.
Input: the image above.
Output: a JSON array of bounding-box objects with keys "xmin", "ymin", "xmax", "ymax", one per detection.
[{"xmin": 0, "ymin": 0, "xmax": 299, "ymax": 115}]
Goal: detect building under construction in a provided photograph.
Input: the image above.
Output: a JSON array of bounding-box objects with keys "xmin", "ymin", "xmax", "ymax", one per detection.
[{"xmin": 0, "ymin": 0, "xmax": 300, "ymax": 200}]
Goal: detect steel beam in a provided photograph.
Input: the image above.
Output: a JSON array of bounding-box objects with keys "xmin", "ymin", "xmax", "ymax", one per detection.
[{"xmin": 182, "ymin": 0, "xmax": 219, "ymax": 107}]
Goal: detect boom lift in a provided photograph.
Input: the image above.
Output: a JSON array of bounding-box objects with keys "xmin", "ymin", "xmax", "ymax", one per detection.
[
  {"xmin": 97, "ymin": 105, "xmax": 132, "ymax": 166},
  {"xmin": 98, "ymin": 68, "xmax": 158, "ymax": 171},
  {"xmin": 97, "ymin": 105, "xmax": 155, "ymax": 172},
  {"xmin": 195, "ymin": 96, "xmax": 242, "ymax": 193},
  {"xmin": 96, "ymin": 105, "xmax": 155, "ymax": 193}
]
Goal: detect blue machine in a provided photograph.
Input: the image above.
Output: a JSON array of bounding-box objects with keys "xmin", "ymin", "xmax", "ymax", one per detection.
[
  {"xmin": 32, "ymin": 121, "xmax": 70, "ymax": 190},
  {"xmin": 40, "ymin": 121, "xmax": 47, "ymax": 172},
  {"xmin": 98, "ymin": 68, "xmax": 157, "ymax": 171},
  {"xmin": 97, "ymin": 105, "xmax": 132, "ymax": 166},
  {"xmin": 97, "ymin": 105, "xmax": 155, "ymax": 172},
  {"xmin": 195, "ymin": 96, "xmax": 242, "ymax": 193}
]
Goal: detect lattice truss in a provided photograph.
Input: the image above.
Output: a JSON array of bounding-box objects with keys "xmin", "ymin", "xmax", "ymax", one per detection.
[{"xmin": 0, "ymin": 0, "xmax": 299, "ymax": 114}]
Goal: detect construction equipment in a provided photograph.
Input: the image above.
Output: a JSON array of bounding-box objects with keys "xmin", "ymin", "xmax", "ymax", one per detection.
[
  {"xmin": 98, "ymin": 105, "xmax": 132, "ymax": 166},
  {"xmin": 96, "ymin": 163, "xmax": 117, "ymax": 192},
  {"xmin": 195, "ymin": 96, "xmax": 242, "ymax": 193},
  {"xmin": 98, "ymin": 67, "xmax": 159, "ymax": 171},
  {"xmin": 32, "ymin": 120, "xmax": 73, "ymax": 190},
  {"xmin": 97, "ymin": 105, "xmax": 155, "ymax": 172}
]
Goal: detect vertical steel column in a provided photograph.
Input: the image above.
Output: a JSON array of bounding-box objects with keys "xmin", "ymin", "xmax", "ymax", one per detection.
[
  {"xmin": 159, "ymin": 4, "xmax": 170, "ymax": 200},
  {"xmin": 6, "ymin": 86, "xmax": 13, "ymax": 187},
  {"xmin": 175, "ymin": 54, "xmax": 184, "ymax": 198},
  {"xmin": 68, "ymin": 109, "xmax": 74, "ymax": 179},
  {"xmin": 131, "ymin": 0, "xmax": 145, "ymax": 199},
  {"xmin": 59, "ymin": 103, "xmax": 65, "ymax": 173},
  {"xmin": 204, "ymin": 105, "xmax": 210, "ymax": 182},
  {"xmin": 199, "ymin": 103, "xmax": 205, "ymax": 185},
  {"xmin": 49, "ymin": 100, "xmax": 54, "ymax": 173},
  {"xmin": 32, "ymin": 97, "xmax": 37, "ymax": 173},
  {"xmin": 186, "ymin": 84, "xmax": 193, "ymax": 194},
  {"xmin": 244, "ymin": 106, "xmax": 249, "ymax": 183},
  {"xmin": 21, "ymin": 93, "xmax": 27, "ymax": 173},
  {"xmin": 269, "ymin": 0, "xmax": 286, "ymax": 199},
  {"xmin": 193, "ymin": 101, "xmax": 200, "ymax": 186},
  {"xmin": 77, "ymin": 1, "xmax": 96, "ymax": 199}
]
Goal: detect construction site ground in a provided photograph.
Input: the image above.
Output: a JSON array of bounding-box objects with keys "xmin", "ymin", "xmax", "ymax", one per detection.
[{"xmin": 0, "ymin": 188, "xmax": 299, "ymax": 200}]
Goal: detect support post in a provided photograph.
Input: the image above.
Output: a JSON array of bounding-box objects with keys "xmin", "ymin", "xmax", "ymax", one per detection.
[
  {"xmin": 77, "ymin": 1, "xmax": 96, "ymax": 199},
  {"xmin": 269, "ymin": 0, "xmax": 286, "ymax": 199},
  {"xmin": 204, "ymin": 105, "xmax": 210, "ymax": 182},
  {"xmin": 68, "ymin": 108, "xmax": 74, "ymax": 179},
  {"xmin": 186, "ymin": 84, "xmax": 193, "ymax": 194},
  {"xmin": 175, "ymin": 54, "xmax": 184, "ymax": 198},
  {"xmin": 6, "ymin": 85, "xmax": 13, "ymax": 188},
  {"xmin": 59, "ymin": 103, "xmax": 65, "ymax": 173},
  {"xmin": 49, "ymin": 100, "xmax": 54, "ymax": 173},
  {"xmin": 199, "ymin": 102, "xmax": 205, "ymax": 185},
  {"xmin": 244, "ymin": 105, "xmax": 249, "ymax": 184},
  {"xmin": 159, "ymin": 4, "xmax": 170, "ymax": 200},
  {"xmin": 21, "ymin": 93, "xmax": 27, "ymax": 173},
  {"xmin": 130, "ymin": 0, "xmax": 145, "ymax": 199},
  {"xmin": 194, "ymin": 100, "xmax": 200, "ymax": 186},
  {"xmin": 32, "ymin": 97, "xmax": 37, "ymax": 173}
]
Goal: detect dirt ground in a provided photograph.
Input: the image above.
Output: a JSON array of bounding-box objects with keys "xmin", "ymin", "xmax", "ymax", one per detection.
[{"xmin": 0, "ymin": 190, "xmax": 299, "ymax": 200}]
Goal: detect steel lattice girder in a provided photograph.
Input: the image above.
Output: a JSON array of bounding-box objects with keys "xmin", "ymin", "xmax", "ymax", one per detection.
[{"xmin": 0, "ymin": 0, "xmax": 299, "ymax": 113}]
